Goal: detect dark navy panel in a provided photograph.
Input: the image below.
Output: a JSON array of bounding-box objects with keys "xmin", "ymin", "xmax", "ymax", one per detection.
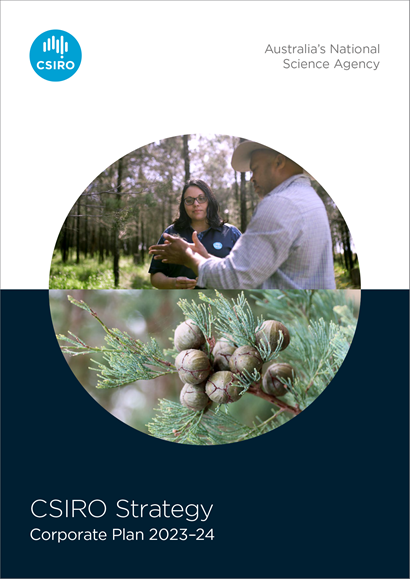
[{"xmin": 1, "ymin": 290, "xmax": 408, "ymax": 579}]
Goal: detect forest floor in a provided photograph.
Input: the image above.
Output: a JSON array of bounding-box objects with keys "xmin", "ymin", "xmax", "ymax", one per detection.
[
  {"xmin": 334, "ymin": 262, "xmax": 361, "ymax": 289},
  {"xmin": 49, "ymin": 253, "xmax": 360, "ymax": 290},
  {"xmin": 49, "ymin": 254, "xmax": 152, "ymax": 289}
]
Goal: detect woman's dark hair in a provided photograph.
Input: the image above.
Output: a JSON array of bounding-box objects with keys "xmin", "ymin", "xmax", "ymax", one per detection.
[{"xmin": 173, "ymin": 179, "xmax": 224, "ymax": 232}]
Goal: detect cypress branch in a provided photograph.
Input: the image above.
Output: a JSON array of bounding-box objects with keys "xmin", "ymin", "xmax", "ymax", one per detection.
[
  {"xmin": 147, "ymin": 400, "xmax": 256, "ymax": 445},
  {"xmin": 58, "ymin": 290, "xmax": 358, "ymax": 444},
  {"xmin": 57, "ymin": 297, "xmax": 176, "ymax": 388}
]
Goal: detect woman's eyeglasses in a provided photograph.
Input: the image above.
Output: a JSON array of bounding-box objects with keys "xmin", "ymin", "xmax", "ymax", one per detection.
[{"xmin": 184, "ymin": 195, "xmax": 207, "ymax": 206}]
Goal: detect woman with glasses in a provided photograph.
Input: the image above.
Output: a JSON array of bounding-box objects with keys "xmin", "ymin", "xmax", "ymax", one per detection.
[{"xmin": 149, "ymin": 179, "xmax": 241, "ymax": 289}]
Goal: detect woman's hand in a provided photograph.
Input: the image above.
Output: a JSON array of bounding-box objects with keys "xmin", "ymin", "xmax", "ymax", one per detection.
[
  {"xmin": 150, "ymin": 272, "xmax": 197, "ymax": 289},
  {"xmin": 174, "ymin": 276, "xmax": 198, "ymax": 289}
]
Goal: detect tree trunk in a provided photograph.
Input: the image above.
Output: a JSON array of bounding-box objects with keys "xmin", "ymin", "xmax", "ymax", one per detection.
[
  {"xmin": 342, "ymin": 222, "xmax": 353, "ymax": 270},
  {"xmin": 84, "ymin": 201, "xmax": 88, "ymax": 258},
  {"xmin": 67, "ymin": 216, "xmax": 74, "ymax": 261},
  {"xmin": 140, "ymin": 208, "xmax": 145, "ymax": 263},
  {"xmin": 61, "ymin": 218, "xmax": 69, "ymax": 263},
  {"xmin": 76, "ymin": 198, "xmax": 81, "ymax": 265},
  {"xmin": 98, "ymin": 218, "xmax": 104, "ymax": 263},
  {"xmin": 162, "ymin": 198, "xmax": 166, "ymax": 234},
  {"xmin": 234, "ymin": 171, "xmax": 239, "ymax": 202},
  {"xmin": 167, "ymin": 178, "xmax": 173, "ymax": 226},
  {"xmin": 183, "ymin": 135, "xmax": 190, "ymax": 182},
  {"xmin": 90, "ymin": 227, "xmax": 95, "ymax": 258},
  {"xmin": 134, "ymin": 207, "xmax": 140, "ymax": 264},
  {"xmin": 113, "ymin": 158, "xmax": 123, "ymax": 287}
]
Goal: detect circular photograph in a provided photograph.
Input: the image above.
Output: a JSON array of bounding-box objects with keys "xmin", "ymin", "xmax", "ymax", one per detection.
[{"xmin": 50, "ymin": 289, "xmax": 360, "ymax": 445}]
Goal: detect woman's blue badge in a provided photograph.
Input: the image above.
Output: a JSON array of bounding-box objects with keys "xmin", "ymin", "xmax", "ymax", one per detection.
[{"xmin": 213, "ymin": 242, "xmax": 223, "ymax": 250}]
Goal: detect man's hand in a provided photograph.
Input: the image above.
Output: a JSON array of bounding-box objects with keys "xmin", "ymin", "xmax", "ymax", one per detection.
[
  {"xmin": 191, "ymin": 231, "xmax": 210, "ymax": 259},
  {"xmin": 149, "ymin": 233, "xmax": 203, "ymax": 267},
  {"xmin": 149, "ymin": 234, "xmax": 193, "ymax": 265},
  {"xmin": 149, "ymin": 233, "xmax": 210, "ymax": 276},
  {"xmin": 149, "ymin": 231, "xmax": 210, "ymax": 262}
]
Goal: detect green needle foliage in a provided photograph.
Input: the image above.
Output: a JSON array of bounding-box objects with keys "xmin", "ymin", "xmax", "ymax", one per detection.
[
  {"xmin": 57, "ymin": 290, "xmax": 359, "ymax": 445},
  {"xmin": 147, "ymin": 400, "xmax": 257, "ymax": 445},
  {"xmin": 252, "ymin": 290, "xmax": 359, "ymax": 410},
  {"xmin": 147, "ymin": 399, "xmax": 291, "ymax": 445},
  {"xmin": 200, "ymin": 290, "xmax": 263, "ymax": 347},
  {"xmin": 58, "ymin": 296, "xmax": 177, "ymax": 387}
]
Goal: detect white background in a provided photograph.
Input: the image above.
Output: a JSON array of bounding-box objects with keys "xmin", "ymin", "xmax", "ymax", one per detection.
[{"xmin": 1, "ymin": 1, "xmax": 409, "ymax": 289}]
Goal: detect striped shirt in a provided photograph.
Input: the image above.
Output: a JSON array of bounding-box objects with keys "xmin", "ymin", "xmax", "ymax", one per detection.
[{"xmin": 197, "ymin": 174, "xmax": 336, "ymax": 289}]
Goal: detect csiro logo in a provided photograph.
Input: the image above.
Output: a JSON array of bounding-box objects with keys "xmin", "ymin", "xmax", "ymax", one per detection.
[{"xmin": 30, "ymin": 29, "xmax": 82, "ymax": 82}]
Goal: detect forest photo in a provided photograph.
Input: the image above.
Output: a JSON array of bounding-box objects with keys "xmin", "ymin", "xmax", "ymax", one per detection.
[{"xmin": 49, "ymin": 134, "xmax": 360, "ymax": 290}]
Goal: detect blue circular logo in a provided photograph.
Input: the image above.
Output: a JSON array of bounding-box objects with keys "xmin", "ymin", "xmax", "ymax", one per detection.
[
  {"xmin": 30, "ymin": 29, "xmax": 82, "ymax": 82},
  {"xmin": 213, "ymin": 242, "xmax": 223, "ymax": 250}
]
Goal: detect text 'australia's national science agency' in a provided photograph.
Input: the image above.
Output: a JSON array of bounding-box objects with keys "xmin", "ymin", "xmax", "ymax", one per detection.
[{"xmin": 265, "ymin": 44, "xmax": 381, "ymax": 71}]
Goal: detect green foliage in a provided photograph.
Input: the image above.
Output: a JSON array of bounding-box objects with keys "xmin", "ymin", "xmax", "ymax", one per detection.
[
  {"xmin": 57, "ymin": 290, "xmax": 359, "ymax": 445},
  {"xmin": 252, "ymin": 289, "xmax": 357, "ymax": 326},
  {"xmin": 334, "ymin": 262, "xmax": 360, "ymax": 289},
  {"xmin": 147, "ymin": 399, "xmax": 294, "ymax": 445},
  {"xmin": 49, "ymin": 254, "xmax": 152, "ymax": 289},
  {"xmin": 147, "ymin": 400, "xmax": 255, "ymax": 445},
  {"xmin": 91, "ymin": 335, "xmax": 176, "ymax": 389},
  {"xmin": 49, "ymin": 253, "xmax": 358, "ymax": 290},
  {"xmin": 58, "ymin": 296, "xmax": 176, "ymax": 388},
  {"xmin": 200, "ymin": 290, "xmax": 263, "ymax": 346},
  {"xmin": 199, "ymin": 291, "xmax": 286, "ymax": 364},
  {"xmin": 234, "ymin": 368, "xmax": 262, "ymax": 395},
  {"xmin": 252, "ymin": 290, "xmax": 359, "ymax": 410},
  {"xmin": 177, "ymin": 291, "xmax": 284, "ymax": 364}
]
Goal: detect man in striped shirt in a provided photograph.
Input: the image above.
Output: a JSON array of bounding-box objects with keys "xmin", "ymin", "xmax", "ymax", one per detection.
[{"xmin": 149, "ymin": 141, "xmax": 336, "ymax": 289}]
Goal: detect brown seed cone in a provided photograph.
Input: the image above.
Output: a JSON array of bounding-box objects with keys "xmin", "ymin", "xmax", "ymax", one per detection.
[
  {"xmin": 175, "ymin": 349, "xmax": 211, "ymax": 385},
  {"xmin": 174, "ymin": 319, "xmax": 205, "ymax": 352},
  {"xmin": 256, "ymin": 320, "xmax": 290, "ymax": 352},
  {"xmin": 262, "ymin": 363, "xmax": 295, "ymax": 397},
  {"xmin": 180, "ymin": 382, "xmax": 210, "ymax": 411},
  {"xmin": 229, "ymin": 345, "xmax": 263, "ymax": 375},
  {"xmin": 212, "ymin": 340, "xmax": 236, "ymax": 371},
  {"xmin": 205, "ymin": 371, "xmax": 243, "ymax": 404}
]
